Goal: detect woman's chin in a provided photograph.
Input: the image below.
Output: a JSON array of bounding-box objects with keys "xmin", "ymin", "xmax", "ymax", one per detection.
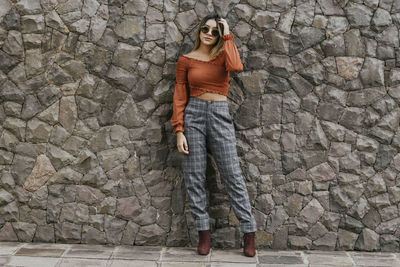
[{"xmin": 202, "ymin": 39, "xmax": 215, "ymax": 45}]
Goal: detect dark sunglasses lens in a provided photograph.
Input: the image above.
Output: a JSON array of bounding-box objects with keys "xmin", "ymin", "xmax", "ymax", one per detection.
[
  {"xmin": 212, "ymin": 29, "xmax": 219, "ymax": 36},
  {"xmin": 200, "ymin": 26, "xmax": 209, "ymax": 33}
]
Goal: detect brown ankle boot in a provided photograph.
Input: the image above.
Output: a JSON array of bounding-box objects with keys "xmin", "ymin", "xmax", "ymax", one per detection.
[
  {"xmin": 243, "ymin": 232, "xmax": 255, "ymax": 257},
  {"xmin": 197, "ymin": 230, "xmax": 210, "ymax": 255}
]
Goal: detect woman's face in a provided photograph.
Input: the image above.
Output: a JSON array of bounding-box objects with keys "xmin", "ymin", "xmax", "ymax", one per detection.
[{"xmin": 199, "ymin": 19, "xmax": 219, "ymax": 46}]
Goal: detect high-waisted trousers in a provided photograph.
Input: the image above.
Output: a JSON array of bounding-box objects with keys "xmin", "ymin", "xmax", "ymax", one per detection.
[{"xmin": 181, "ymin": 96, "xmax": 257, "ymax": 233}]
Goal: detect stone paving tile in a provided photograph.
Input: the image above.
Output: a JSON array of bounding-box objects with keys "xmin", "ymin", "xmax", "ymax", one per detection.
[
  {"xmin": 350, "ymin": 258, "xmax": 400, "ymax": 266},
  {"xmin": 0, "ymin": 242, "xmax": 25, "ymax": 256},
  {"xmin": 258, "ymin": 254, "xmax": 305, "ymax": 265},
  {"xmin": 349, "ymin": 251, "xmax": 400, "ymax": 266},
  {"xmin": 257, "ymin": 250, "xmax": 304, "ymax": 257},
  {"xmin": 210, "ymin": 248, "xmax": 257, "ymax": 263},
  {"xmin": 304, "ymin": 251, "xmax": 353, "ymax": 266},
  {"xmin": 259, "ymin": 265, "xmax": 307, "ymax": 267},
  {"xmin": 6, "ymin": 256, "xmax": 60, "ymax": 267},
  {"xmin": 109, "ymin": 259, "xmax": 158, "ymax": 267},
  {"xmin": 304, "ymin": 250, "xmax": 350, "ymax": 256},
  {"xmin": 57, "ymin": 257, "xmax": 109, "ymax": 267},
  {"xmin": 62, "ymin": 243, "xmax": 114, "ymax": 259},
  {"xmin": 210, "ymin": 263, "xmax": 256, "ymax": 267},
  {"xmin": 161, "ymin": 262, "xmax": 207, "ymax": 267},
  {"xmin": 23, "ymin": 243, "xmax": 71, "ymax": 250},
  {"xmin": 257, "ymin": 250, "xmax": 306, "ymax": 265},
  {"xmin": 14, "ymin": 247, "xmax": 65, "ymax": 257},
  {"xmin": 112, "ymin": 245, "xmax": 161, "ymax": 260},
  {"xmin": 0, "ymin": 256, "xmax": 10, "ymax": 265},
  {"xmin": 162, "ymin": 247, "xmax": 210, "ymax": 262}
]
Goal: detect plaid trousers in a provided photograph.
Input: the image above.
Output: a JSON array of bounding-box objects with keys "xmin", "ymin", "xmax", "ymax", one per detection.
[{"xmin": 181, "ymin": 96, "xmax": 257, "ymax": 233}]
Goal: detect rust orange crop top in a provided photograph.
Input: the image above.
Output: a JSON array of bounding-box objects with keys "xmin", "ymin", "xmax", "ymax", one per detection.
[{"xmin": 170, "ymin": 34, "xmax": 243, "ymax": 133}]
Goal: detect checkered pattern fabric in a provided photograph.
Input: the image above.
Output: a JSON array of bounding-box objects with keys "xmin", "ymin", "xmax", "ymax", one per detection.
[{"xmin": 181, "ymin": 97, "xmax": 257, "ymax": 233}]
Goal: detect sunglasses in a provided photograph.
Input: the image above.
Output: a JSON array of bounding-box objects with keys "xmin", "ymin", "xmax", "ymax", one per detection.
[{"xmin": 200, "ymin": 25, "xmax": 220, "ymax": 37}]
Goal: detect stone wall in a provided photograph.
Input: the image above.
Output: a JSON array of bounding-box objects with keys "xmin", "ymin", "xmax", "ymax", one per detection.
[{"xmin": 0, "ymin": 0, "xmax": 400, "ymax": 252}]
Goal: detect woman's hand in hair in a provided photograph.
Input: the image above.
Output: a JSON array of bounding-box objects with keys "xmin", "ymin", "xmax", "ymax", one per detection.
[
  {"xmin": 177, "ymin": 132, "xmax": 189, "ymax": 154},
  {"xmin": 217, "ymin": 18, "xmax": 229, "ymax": 35}
]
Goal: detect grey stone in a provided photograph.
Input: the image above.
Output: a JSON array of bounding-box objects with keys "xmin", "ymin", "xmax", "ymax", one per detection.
[
  {"xmin": 360, "ymin": 57, "xmax": 385, "ymax": 86},
  {"xmin": 321, "ymin": 35, "xmax": 345, "ymax": 56},
  {"xmin": 347, "ymin": 87, "xmax": 385, "ymax": 107},
  {"xmin": 251, "ymin": 10, "xmax": 280, "ymax": 30},
  {"xmin": 308, "ymin": 162, "xmax": 336, "ymax": 182},
  {"xmin": 255, "ymin": 194, "xmax": 275, "ymax": 215},
  {"xmin": 135, "ymin": 224, "xmax": 167, "ymax": 245},
  {"xmin": 289, "ymin": 73, "xmax": 314, "ymax": 98},
  {"xmin": 299, "ymin": 63, "xmax": 326, "ymax": 86},
  {"xmin": 175, "ymin": 10, "xmax": 197, "ymax": 33},
  {"xmin": 289, "ymin": 235, "xmax": 312, "ymax": 249},
  {"xmin": 120, "ymin": 220, "xmax": 139, "ymax": 245},
  {"xmin": 312, "ymin": 232, "xmax": 338, "ymax": 250},
  {"xmin": 266, "ymin": 206, "xmax": 288, "ymax": 233},
  {"xmin": 345, "ymin": 3, "xmax": 373, "ymax": 27},
  {"xmin": 294, "ymin": 26, "xmax": 325, "ymax": 50},
  {"xmin": 344, "ymin": 29, "xmax": 365, "ymax": 57},
  {"xmin": 338, "ymin": 228, "xmax": 358, "ymax": 250},
  {"xmin": 277, "ymin": 7, "xmax": 295, "ymax": 34},
  {"xmin": 3, "ymin": 30, "xmax": 24, "ymax": 58},
  {"xmin": 33, "ymin": 225, "xmax": 55, "ymax": 242},
  {"xmin": 326, "ymin": 16, "xmax": 349, "ymax": 37},
  {"xmin": 124, "ymin": 0, "xmax": 147, "ymax": 16},
  {"xmin": 299, "ymin": 199, "xmax": 324, "ymax": 225},
  {"xmin": 375, "ymin": 145, "xmax": 397, "ymax": 172},
  {"xmin": 115, "ymin": 16, "xmax": 146, "ymax": 42},
  {"xmin": 0, "ymin": 52, "xmax": 20, "ymax": 74},
  {"xmin": 321, "ymin": 212, "xmax": 341, "ymax": 232},
  {"xmin": 234, "ymin": 95, "xmax": 260, "ymax": 129},
  {"xmin": 104, "ymin": 215, "xmax": 127, "ymax": 244},
  {"xmin": 21, "ymin": 14, "xmax": 44, "ymax": 33},
  {"xmin": 55, "ymin": 221, "xmax": 81, "ymax": 243},
  {"xmin": 372, "ymin": 8, "xmax": 392, "ymax": 27},
  {"xmin": 115, "ymin": 196, "xmax": 141, "ymax": 221},
  {"xmin": 75, "ymin": 185, "xmax": 105, "ymax": 205},
  {"xmin": 355, "ymin": 228, "xmax": 380, "ymax": 251},
  {"xmin": 82, "ymin": 225, "xmax": 106, "ymax": 244},
  {"xmin": 308, "ymin": 222, "xmax": 328, "ymax": 240},
  {"xmin": 267, "ymin": 55, "xmax": 295, "ymax": 78},
  {"xmin": 307, "ymin": 119, "xmax": 329, "ymax": 150},
  {"xmin": 112, "ymin": 43, "xmax": 141, "ymax": 71},
  {"xmin": 263, "ymin": 29, "xmax": 289, "ymax": 54},
  {"xmin": 234, "ymin": 4, "xmax": 254, "ymax": 23}
]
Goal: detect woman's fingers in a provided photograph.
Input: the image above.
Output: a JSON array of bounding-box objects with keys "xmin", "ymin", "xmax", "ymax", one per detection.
[
  {"xmin": 182, "ymin": 139, "xmax": 189, "ymax": 154},
  {"xmin": 183, "ymin": 139, "xmax": 189, "ymax": 154},
  {"xmin": 218, "ymin": 18, "xmax": 229, "ymax": 35},
  {"xmin": 177, "ymin": 137, "xmax": 189, "ymax": 154}
]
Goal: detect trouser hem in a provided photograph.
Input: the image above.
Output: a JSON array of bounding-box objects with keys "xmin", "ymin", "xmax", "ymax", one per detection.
[
  {"xmin": 240, "ymin": 223, "xmax": 257, "ymax": 233},
  {"xmin": 195, "ymin": 219, "xmax": 210, "ymax": 231}
]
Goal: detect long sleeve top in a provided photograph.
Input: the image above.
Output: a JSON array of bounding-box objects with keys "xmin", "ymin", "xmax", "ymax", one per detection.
[{"xmin": 170, "ymin": 34, "xmax": 243, "ymax": 133}]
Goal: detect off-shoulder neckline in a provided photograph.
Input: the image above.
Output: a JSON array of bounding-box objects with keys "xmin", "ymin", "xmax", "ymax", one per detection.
[{"xmin": 181, "ymin": 50, "xmax": 224, "ymax": 63}]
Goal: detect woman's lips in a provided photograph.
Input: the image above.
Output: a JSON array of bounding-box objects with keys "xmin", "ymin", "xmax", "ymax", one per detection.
[{"xmin": 205, "ymin": 37, "xmax": 212, "ymax": 41}]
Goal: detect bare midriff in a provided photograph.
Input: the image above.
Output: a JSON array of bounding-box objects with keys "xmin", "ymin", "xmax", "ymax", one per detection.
[{"xmin": 194, "ymin": 92, "xmax": 227, "ymax": 101}]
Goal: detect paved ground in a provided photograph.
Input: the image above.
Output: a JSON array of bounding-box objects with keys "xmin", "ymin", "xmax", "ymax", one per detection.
[{"xmin": 0, "ymin": 241, "xmax": 400, "ymax": 267}]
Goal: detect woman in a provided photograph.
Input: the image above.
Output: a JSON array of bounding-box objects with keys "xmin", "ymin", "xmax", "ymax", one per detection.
[{"xmin": 170, "ymin": 13, "xmax": 257, "ymax": 257}]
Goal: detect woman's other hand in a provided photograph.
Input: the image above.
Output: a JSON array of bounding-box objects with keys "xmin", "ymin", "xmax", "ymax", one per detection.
[{"xmin": 177, "ymin": 132, "xmax": 189, "ymax": 154}]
